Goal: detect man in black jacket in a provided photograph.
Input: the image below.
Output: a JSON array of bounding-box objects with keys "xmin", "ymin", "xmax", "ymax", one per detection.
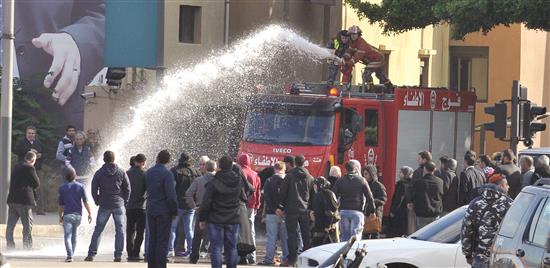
[
  {"xmin": 126, "ymin": 154, "xmax": 147, "ymax": 261},
  {"xmin": 333, "ymin": 161, "xmax": 376, "ymax": 242},
  {"xmin": 499, "ymin": 149, "xmax": 521, "ymax": 199},
  {"xmin": 412, "ymin": 161, "xmax": 444, "ymax": 230},
  {"xmin": 530, "ymin": 155, "xmax": 550, "ymax": 185},
  {"xmin": 261, "ymin": 161, "xmax": 289, "ymax": 266},
  {"xmin": 458, "ymin": 151, "xmax": 486, "ymax": 206},
  {"xmin": 13, "ymin": 126, "xmax": 46, "ymax": 215},
  {"xmin": 276, "ymin": 155, "xmax": 315, "ymax": 266},
  {"xmin": 169, "ymin": 152, "xmax": 201, "ymax": 257},
  {"xmin": 6, "ymin": 151, "xmax": 40, "ymax": 249},
  {"xmin": 413, "ymin": 151, "xmax": 432, "ymax": 182},
  {"xmin": 199, "ymin": 156, "xmax": 242, "ymax": 268}
]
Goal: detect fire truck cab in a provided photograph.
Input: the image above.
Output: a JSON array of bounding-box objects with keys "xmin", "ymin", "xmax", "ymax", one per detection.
[{"xmin": 239, "ymin": 83, "xmax": 476, "ymax": 213}]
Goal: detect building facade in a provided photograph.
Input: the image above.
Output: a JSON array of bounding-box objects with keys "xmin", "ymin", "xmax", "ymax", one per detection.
[{"xmin": 342, "ymin": 3, "xmax": 550, "ymax": 155}]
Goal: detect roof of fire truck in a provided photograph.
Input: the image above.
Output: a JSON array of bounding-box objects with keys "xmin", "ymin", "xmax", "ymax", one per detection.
[{"xmin": 249, "ymin": 82, "xmax": 476, "ymax": 112}]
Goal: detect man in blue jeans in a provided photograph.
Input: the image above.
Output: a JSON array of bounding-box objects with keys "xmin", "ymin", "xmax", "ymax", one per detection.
[
  {"xmin": 58, "ymin": 167, "xmax": 92, "ymax": 262},
  {"xmin": 169, "ymin": 152, "xmax": 200, "ymax": 257},
  {"xmin": 332, "ymin": 161, "xmax": 376, "ymax": 241},
  {"xmin": 260, "ymin": 161, "xmax": 288, "ymax": 266},
  {"xmin": 199, "ymin": 156, "xmax": 242, "ymax": 268},
  {"xmin": 85, "ymin": 151, "xmax": 130, "ymax": 262},
  {"xmin": 146, "ymin": 150, "xmax": 178, "ymax": 268}
]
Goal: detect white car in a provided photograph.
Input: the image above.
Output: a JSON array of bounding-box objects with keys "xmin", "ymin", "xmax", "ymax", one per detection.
[{"xmin": 298, "ymin": 207, "xmax": 470, "ymax": 268}]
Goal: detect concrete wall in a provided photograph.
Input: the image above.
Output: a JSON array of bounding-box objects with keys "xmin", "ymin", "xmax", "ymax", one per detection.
[
  {"xmin": 519, "ymin": 28, "xmax": 550, "ymax": 148},
  {"xmin": 450, "ymin": 24, "xmax": 522, "ymax": 155},
  {"xmin": 163, "ymin": 0, "xmax": 225, "ymax": 69}
]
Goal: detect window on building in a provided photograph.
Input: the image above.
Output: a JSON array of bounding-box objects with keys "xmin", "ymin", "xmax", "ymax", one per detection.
[
  {"xmin": 419, "ymin": 57, "xmax": 430, "ymax": 87},
  {"xmin": 365, "ymin": 109, "xmax": 378, "ymax": 146},
  {"xmin": 450, "ymin": 46, "xmax": 488, "ymax": 102},
  {"xmin": 179, "ymin": 5, "xmax": 201, "ymax": 44}
]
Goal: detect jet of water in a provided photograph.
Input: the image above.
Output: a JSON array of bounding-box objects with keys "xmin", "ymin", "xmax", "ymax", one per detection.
[{"xmin": 103, "ymin": 24, "xmax": 335, "ymax": 165}]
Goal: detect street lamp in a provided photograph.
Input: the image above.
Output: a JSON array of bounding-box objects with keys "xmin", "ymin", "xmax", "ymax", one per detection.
[{"xmin": 0, "ymin": 0, "xmax": 15, "ymax": 224}]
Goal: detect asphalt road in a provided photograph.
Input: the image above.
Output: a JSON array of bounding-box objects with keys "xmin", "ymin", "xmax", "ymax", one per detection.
[{"xmin": 2, "ymin": 234, "xmax": 274, "ymax": 268}]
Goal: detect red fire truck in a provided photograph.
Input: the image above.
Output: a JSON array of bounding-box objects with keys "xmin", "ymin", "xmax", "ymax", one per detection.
[{"xmin": 238, "ymin": 83, "xmax": 476, "ymax": 214}]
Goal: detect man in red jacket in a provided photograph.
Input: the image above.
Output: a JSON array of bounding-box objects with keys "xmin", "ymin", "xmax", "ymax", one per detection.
[
  {"xmin": 237, "ymin": 154, "xmax": 261, "ymax": 264},
  {"xmin": 341, "ymin": 25, "xmax": 393, "ymax": 93}
]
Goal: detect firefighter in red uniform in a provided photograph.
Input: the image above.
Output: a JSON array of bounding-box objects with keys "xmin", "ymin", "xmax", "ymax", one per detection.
[{"xmin": 341, "ymin": 25, "xmax": 394, "ymax": 93}]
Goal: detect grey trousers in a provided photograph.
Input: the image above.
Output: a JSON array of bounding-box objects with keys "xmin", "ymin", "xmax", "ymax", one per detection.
[{"xmin": 6, "ymin": 203, "xmax": 34, "ymax": 249}]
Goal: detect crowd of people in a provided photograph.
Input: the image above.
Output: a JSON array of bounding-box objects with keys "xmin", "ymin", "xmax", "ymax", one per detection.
[{"xmin": 5, "ymin": 124, "xmax": 550, "ymax": 268}]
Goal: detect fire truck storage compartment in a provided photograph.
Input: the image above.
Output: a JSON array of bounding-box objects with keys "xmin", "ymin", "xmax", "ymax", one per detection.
[{"xmin": 395, "ymin": 110, "xmax": 472, "ymax": 182}]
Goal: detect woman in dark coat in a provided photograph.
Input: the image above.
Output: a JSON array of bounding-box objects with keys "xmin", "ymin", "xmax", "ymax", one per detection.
[
  {"xmin": 388, "ymin": 166, "xmax": 414, "ymax": 237},
  {"xmin": 311, "ymin": 177, "xmax": 340, "ymax": 247},
  {"xmin": 363, "ymin": 165, "xmax": 387, "ymax": 239},
  {"xmin": 232, "ymin": 164, "xmax": 255, "ymax": 264}
]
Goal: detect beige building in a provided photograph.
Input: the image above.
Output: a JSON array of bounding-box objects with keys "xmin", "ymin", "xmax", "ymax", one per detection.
[
  {"xmin": 342, "ymin": 3, "xmax": 550, "ymax": 155},
  {"xmin": 85, "ymin": 0, "xmax": 343, "ymax": 131}
]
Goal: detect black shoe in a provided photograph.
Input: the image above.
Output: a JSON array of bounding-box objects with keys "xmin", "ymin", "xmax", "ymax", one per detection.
[
  {"xmin": 114, "ymin": 257, "xmax": 122, "ymax": 262},
  {"xmin": 65, "ymin": 257, "xmax": 73, "ymax": 263},
  {"xmin": 384, "ymin": 81, "xmax": 394, "ymax": 93},
  {"xmin": 189, "ymin": 258, "xmax": 199, "ymax": 264},
  {"xmin": 84, "ymin": 256, "xmax": 94, "ymax": 262},
  {"xmin": 127, "ymin": 256, "xmax": 141, "ymax": 262}
]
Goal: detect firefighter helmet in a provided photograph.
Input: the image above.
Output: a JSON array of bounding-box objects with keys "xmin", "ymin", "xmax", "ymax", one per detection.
[{"xmin": 348, "ymin": 25, "xmax": 362, "ymax": 35}]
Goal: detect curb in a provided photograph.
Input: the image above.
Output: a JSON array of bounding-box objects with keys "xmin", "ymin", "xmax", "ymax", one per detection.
[{"xmin": 0, "ymin": 225, "xmax": 63, "ymax": 238}]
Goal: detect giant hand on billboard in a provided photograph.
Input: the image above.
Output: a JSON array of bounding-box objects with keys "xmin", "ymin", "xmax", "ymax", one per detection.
[
  {"xmin": 13, "ymin": 0, "xmax": 105, "ymax": 130},
  {"xmin": 32, "ymin": 33, "xmax": 81, "ymax": 106}
]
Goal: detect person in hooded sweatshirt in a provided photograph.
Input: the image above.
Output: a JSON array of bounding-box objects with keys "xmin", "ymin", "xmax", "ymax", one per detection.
[
  {"xmin": 461, "ymin": 174, "xmax": 513, "ymax": 267},
  {"xmin": 169, "ymin": 152, "xmax": 201, "ymax": 257},
  {"xmin": 311, "ymin": 176, "xmax": 339, "ymax": 247},
  {"xmin": 441, "ymin": 158, "xmax": 459, "ymax": 215},
  {"xmin": 199, "ymin": 156, "xmax": 243, "ymax": 268},
  {"xmin": 388, "ymin": 166, "xmax": 414, "ymax": 237},
  {"xmin": 276, "ymin": 155, "xmax": 315, "ymax": 266},
  {"xmin": 85, "ymin": 151, "xmax": 131, "ymax": 262},
  {"xmin": 237, "ymin": 154, "xmax": 261, "ymax": 264},
  {"xmin": 363, "ymin": 164, "xmax": 387, "ymax": 239},
  {"xmin": 333, "ymin": 161, "xmax": 375, "ymax": 242}
]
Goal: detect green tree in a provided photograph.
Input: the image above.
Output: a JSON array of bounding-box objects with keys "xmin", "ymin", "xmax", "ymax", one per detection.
[{"xmin": 345, "ymin": 0, "xmax": 550, "ymax": 39}]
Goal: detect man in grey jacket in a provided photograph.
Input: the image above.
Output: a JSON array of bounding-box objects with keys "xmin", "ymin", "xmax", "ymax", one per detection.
[
  {"xmin": 333, "ymin": 161, "xmax": 375, "ymax": 242},
  {"xmin": 185, "ymin": 160, "xmax": 216, "ymax": 264},
  {"xmin": 85, "ymin": 151, "xmax": 131, "ymax": 262}
]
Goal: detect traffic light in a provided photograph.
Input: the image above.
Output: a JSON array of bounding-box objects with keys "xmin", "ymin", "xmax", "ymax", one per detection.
[
  {"xmin": 106, "ymin": 67, "xmax": 126, "ymax": 87},
  {"xmin": 520, "ymin": 102, "xmax": 547, "ymax": 147},
  {"xmin": 484, "ymin": 103, "xmax": 507, "ymax": 139}
]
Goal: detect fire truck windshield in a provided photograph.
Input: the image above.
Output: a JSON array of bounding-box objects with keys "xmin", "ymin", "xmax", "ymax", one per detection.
[{"xmin": 243, "ymin": 109, "xmax": 335, "ymax": 146}]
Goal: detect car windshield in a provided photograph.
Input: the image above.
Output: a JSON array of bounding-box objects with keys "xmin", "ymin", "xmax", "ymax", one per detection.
[
  {"xmin": 408, "ymin": 206, "xmax": 467, "ymax": 244},
  {"xmin": 243, "ymin": 109, "xmax": 335, "ymax": 146}
]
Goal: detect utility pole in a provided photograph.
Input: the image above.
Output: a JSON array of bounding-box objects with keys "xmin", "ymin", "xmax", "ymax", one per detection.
[{"xmin": 0, "ymin": 0, "xmax": 15, "ymax": 224}]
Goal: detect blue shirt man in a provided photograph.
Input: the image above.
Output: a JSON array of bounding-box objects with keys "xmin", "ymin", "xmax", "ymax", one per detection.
[{"xmin": 58, "ymin": 167, "xmax": 92, "ymax": 262}]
